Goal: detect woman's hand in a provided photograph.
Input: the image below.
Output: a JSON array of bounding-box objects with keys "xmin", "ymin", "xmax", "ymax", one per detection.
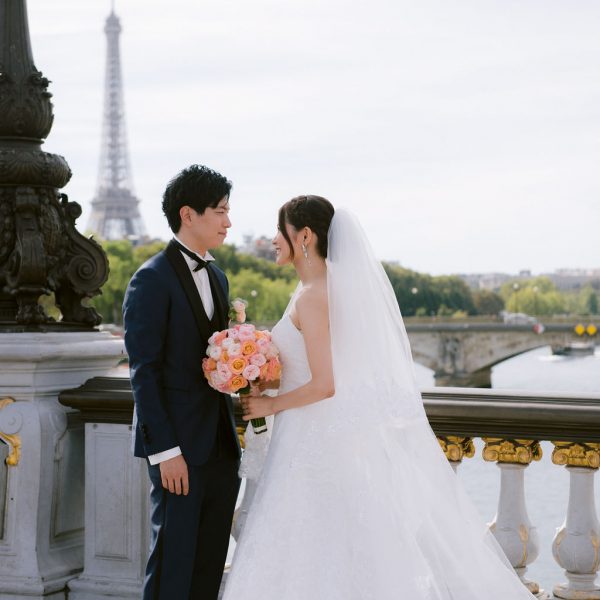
[{"xmin": 241, "ymin": 385, "xmax": 276, "ymax": 421}]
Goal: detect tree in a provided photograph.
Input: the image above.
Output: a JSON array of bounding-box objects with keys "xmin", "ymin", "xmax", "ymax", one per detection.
[
  {"xmin": 473, "ymin": 289, "xmax": 505, "ymax": 315},
  {"xmin": 502, "ymin": 277, "xmax": 566, "ymax": 315}
]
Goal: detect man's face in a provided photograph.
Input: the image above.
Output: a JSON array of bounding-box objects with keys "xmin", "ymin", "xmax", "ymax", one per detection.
[{"xmin": 182, "ymin": 196, "xmax": 231, "ymax": 251}]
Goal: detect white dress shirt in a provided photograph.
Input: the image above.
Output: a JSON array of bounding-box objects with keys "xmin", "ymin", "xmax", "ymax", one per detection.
[{"xmin": 147, "ymin": 237, "xmax": 216, "ymax": 466}]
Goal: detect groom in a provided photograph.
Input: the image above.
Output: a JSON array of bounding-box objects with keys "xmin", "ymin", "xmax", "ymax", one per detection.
[{"xmin": 123, "ymin": 165, "xmax": 241, "ymax": 600}]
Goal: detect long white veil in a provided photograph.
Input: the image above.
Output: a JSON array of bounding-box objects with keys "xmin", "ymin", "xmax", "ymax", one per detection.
[{"xmin": 326, "ymin": 208, "xmax": 425, "ymax": 427}]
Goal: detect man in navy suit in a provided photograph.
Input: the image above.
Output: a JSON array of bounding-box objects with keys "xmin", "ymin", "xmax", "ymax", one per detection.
[{"xmin": 123, "ymin": 165, "xmax": 241, "ymax": 600}]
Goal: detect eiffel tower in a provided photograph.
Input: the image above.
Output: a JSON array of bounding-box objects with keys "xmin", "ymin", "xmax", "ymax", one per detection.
[{"xmin": 87, "ymin": 6, "xmax": 146, "ymax": 241}]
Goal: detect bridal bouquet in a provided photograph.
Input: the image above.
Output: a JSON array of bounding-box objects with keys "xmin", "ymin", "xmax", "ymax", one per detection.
[{"xmin": 202, "ymin": 313, "xmax": 281, "ymax": 434}]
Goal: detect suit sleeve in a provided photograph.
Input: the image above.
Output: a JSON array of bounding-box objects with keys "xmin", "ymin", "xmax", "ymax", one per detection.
[{"xmin": 123, "ymin": 266, "xmax": 179, "ymax": 456}]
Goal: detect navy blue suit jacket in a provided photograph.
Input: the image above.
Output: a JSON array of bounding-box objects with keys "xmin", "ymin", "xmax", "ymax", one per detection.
[{"xmin": 123, "ymin": 240, "xmax": 241, "ymax": 466}]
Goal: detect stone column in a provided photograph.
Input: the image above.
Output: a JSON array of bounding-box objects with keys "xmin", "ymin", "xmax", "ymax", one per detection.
[
  {"xmin": 59, "ymin": 376, "xmax": 151, "ymax": 600},
  {"xmin": 482, "ymin": 437, "xmax": 547, "ymax": 598},
  {"xmin": 551, "ymin": 441, "xmax": 600, "ymax": 600},
  {"xmin": 0, "ymin": 332, "xmax": 123, "ymax": 600}
]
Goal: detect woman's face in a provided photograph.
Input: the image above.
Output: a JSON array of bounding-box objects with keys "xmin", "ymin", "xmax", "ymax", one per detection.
[{"xmin": 272, "ymin": 221, "xmax": 300, "ymax": 266}]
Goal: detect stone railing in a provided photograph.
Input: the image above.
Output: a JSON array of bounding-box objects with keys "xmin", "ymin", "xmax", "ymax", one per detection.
[
  {"xmin": 424, "ymin": 387, "xmax": 600, "ymax": 600},
  {"xmin": 57, "ymin": 378, "xmax": 600, "ymax": 600}
]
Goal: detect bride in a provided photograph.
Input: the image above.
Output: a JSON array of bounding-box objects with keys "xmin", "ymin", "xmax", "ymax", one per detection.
[{"xmin": 223, "ymin": 196, "xmax": 536, "ymax": 599}]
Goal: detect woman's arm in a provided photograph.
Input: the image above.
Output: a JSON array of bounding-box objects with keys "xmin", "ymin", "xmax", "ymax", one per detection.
[{"xmin": 243, "ymin": 290, "xmax": 334, "ymax": 421}]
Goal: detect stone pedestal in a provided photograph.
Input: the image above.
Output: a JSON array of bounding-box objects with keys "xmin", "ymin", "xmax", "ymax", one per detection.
[
  {"xmin": 67, "ymin": 423, "xmax": 150, "ymax": 600},
  {"xmin": 0, "ymin": 332, "xmax": 124, "ymax": 600},
  {"xmin": 59, "ymin": 377, "xmax": 152, "ymax": 600}
]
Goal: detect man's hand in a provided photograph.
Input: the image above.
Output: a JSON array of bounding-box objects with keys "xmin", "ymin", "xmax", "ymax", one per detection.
[{"xmin": 159, "ymin": 454, "xmax": 189, "ymax": 495}]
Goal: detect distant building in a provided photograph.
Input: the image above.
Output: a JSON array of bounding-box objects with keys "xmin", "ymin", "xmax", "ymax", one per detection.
[{"xmin": 241, "ymin": 235, "xmax": 277, "ymax": 261}]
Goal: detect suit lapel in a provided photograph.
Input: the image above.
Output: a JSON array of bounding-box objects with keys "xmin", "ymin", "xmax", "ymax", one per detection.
[
  {"xmin": 164, "ymin": 240, "xmax": 213, "ymax": 341},
  {"xmin": 206, "ymin": 264, "xmax": 229, "ymax": 330}
]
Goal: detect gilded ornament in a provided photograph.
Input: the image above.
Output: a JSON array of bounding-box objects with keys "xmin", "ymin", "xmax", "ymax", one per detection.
[
  {"xmin": 482, "ymin": 438, "xmax": 542, "ymax": 465},
  {"xmin": 0, "ymin": 397, "xmax": 22, "ymax": 466},
  {"xmin": 551, "ymin": 441, "xmax": 600, "ymax": 469},
  {"xmin": 437, "ymin": 436, "xmax": 475, "ymax": 463},
  {"xmin": 237, "ymin": 425, "xmax": 246, "ymax": 450}
]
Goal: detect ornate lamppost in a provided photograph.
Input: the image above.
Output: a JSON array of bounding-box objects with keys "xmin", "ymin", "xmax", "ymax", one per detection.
[
  {"xmin": 0, "ymin": 0, "xmax": 108, "ymax": 330},
  {"xmin": 0, "ymin": 3, "xmax": 123, "ymax": 597}
]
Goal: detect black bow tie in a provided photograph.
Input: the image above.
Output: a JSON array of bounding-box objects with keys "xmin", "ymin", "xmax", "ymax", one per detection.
[{"xmin": 173, "ymin": 240, "xmax": 207, "ymax": 272}]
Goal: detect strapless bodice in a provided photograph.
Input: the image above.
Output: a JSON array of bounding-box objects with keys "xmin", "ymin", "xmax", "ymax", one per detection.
[{"xmin": 270, "ymin": 314, "xmax": 311, "ymax": 395}]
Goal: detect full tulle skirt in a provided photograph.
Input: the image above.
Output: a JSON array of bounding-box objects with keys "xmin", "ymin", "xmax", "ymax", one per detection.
[{"xmin": 223, "ymin": 394, "xmax": 536, "ymax": 600}]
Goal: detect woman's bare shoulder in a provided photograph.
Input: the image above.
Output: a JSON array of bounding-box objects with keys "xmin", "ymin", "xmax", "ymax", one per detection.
[{"xmin": 295, "ymin": 282, "xmax": 328, "ymax": 317}]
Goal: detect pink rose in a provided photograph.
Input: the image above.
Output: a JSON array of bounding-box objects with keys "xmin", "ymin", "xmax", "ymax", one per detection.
[
  {"xmin": 217, "ymin": 363, "xmax": 232, "ymax": 380},
  {"xmin": 237, "ymin": 310, "xmax": 246, "ymax": 324},
  {"xmin": 242, "ymin": 364, "xmax": 260, "ymax": 381},
  {"xmin": 227, "ymin": 343, "xmax": 242, "ymax": 358},
  {"xmin": 250, "ymin": 353, "xmax": 267, "ymax": 367},
  {"xmin": 265, "ymin": 343, "xmax": 279, "ymax": 359},
  {"xmin": 227, "ymin": 327, "xmax": 240, "ymax": 341},
  {"xmin": 237, "ymin": 324, "xmax": 256, "ymax": 341},
  {"xmin": 232, "ymin": 299, "xmax": 246, "ymax": 312},
  {"xmin": 256, "ymin": 338, "xmax": 270, "ymax": 352},
  {"xmin": 210, "ymin": 371, "xmax": 225, "ymax": 387},
  {"xmin": 208, "ymin": 345, "xmax": 222, "ymax": 360}
]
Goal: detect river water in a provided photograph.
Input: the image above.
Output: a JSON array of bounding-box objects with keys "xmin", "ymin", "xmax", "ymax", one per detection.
[{"xmin": 413, "ymin": 345, "xmax": 600, "ymax": 594}]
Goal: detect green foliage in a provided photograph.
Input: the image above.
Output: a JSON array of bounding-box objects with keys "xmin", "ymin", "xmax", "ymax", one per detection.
[
  {"xmin": 211, "ymin": 244, "xmax": 296, "ymax": 283},
  {"xmin": 383, "ymin": 263, "xmax": 476, "ymax": 317},
  {"xmin": 228, "ymin": 269, "xmax": 297, "ymax": 324},
  {"xmin": 501, "ymin": 277, "xmax": 566, "ymax": 315},
  {"xmin": 92, "ymin": 238, "xmax": 596, "ymax": 325},
  {"xmin": 472, "ymin": 289, "xmax": 505, "ymax": 315}
]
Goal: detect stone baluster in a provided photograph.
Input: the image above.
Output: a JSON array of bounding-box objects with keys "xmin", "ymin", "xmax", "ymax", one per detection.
[
  {"xmin": 482, "ymin": 438, "xmax": 546, "ymax": 598},
  {"xmin": 551, "ymin": 441, "xmax": 600, "ymax": 600},
  {"xmin": 437, "ymin": 435, "xmax": 475, "ymax": 472}
]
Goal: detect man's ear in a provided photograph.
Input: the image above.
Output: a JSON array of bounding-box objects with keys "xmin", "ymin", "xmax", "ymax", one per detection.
[{"xmin": 179, "ymin": 205, "xmax": 192, "ymax": 228}]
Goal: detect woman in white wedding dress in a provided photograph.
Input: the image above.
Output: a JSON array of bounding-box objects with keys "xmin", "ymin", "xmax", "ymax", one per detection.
[{"xmin": 223, "ymin": 196, "xmax": 536, "ymax": 600}]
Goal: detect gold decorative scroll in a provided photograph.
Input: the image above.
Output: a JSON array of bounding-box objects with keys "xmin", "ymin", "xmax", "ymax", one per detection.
[
  {"xmin": 237, "ymin": 426, "xmax": 246, "ymax": 450},
  {"xmin": 0, "ymin": 397, "xmax": 21, "ymax": 466},
  {"xmin": 437, "ymin": 436, "xmax": 475, "ymax": 463},
  {"xmin": 551, "ymin": 441, "xmax": 600, "ymax": 469},
  {"xmin": 482, "ymin": 438, "xmax": 542, "ymax": 465}
]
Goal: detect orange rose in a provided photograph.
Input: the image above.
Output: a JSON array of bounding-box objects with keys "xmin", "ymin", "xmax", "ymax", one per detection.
[
  {"xmin": 230, "ymin": 375, "xmax": 248, "ymax": 392},
  {"xmin": 229, "ymin": 357, "xmax": 247, "ymax": 375},
  {"xmin": 255, "ymin": 330, "xmax": 266, "ymax": 340},
  {"xmin": 203, "ymin": 358, "xmax": 217, "ymax": 372},
  {"xmin": 222, "ymin": 351, "xmax": 229, "ymax": 363},
  {"xmin": 266, "ymin": 360, "xmax": 281, "ymax": 381},
  {"xmin": 241, "ymin": 340, "xmax": 257, "ymax": 356}
]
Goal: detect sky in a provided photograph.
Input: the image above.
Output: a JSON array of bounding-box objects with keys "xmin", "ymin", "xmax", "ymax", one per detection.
[{"xmin": 26, "ymin": 0, "xmax": 600, "ymax": 275}]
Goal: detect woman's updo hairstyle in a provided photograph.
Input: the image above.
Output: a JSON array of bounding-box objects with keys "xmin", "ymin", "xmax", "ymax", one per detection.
[{"xmin": 278, "ymin": 195, "xmax": 335, "ymax": 259}]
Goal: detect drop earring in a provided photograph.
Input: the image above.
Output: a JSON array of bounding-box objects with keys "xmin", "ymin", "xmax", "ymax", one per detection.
[{"xmin": 302, "ymin": 243, "xmax": 311, "ymax": 265}]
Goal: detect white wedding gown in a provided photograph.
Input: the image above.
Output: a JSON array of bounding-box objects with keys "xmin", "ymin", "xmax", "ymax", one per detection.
[{"xmin": 222, "ymin": 312, "xmax": 537, "ymax": 600}]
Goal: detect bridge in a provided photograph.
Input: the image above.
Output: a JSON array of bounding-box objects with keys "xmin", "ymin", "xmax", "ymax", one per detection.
[{"xmin": 404, "ymin": 321, "xmax": 593, "ymax": 387}]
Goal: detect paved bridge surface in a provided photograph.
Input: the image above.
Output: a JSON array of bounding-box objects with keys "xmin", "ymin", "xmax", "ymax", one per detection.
[{"xmin": 404, "ymin": 321, "xmax": 593, "ymax": 387}]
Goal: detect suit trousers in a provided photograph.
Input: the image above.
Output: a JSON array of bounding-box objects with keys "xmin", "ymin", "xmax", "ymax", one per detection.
[{"xmin": 143, "ymin": 454, "xmax": 240, "ymax": 600}]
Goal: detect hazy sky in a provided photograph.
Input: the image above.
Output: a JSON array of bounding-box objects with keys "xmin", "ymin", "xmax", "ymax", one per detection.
[{"xmin": 27, "ymin": 0, "xmax": 600, "ymax": 275}]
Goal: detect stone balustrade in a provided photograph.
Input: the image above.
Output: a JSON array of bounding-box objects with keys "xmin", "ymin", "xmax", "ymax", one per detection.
[
  {"xmin": 426, "ymin": 387, "xmax": 600, "ymax": 600},
  {"xmin": 53, "ymin": 378, "xmax": 600, "ymax": 600}
]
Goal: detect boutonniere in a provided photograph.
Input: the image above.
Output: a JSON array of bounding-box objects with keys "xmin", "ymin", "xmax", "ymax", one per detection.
[{"xmin": 229, "ymin": 297, "xmax": 248, "ymax": 323}]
